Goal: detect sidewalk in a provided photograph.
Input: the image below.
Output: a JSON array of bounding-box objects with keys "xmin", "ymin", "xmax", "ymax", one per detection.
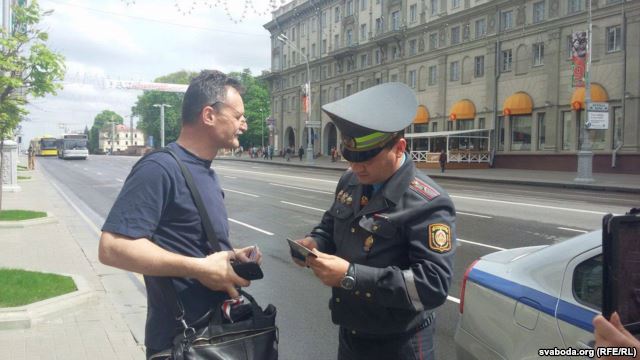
[
  {"xmin": 0, "ymin": 162, "xmax": 145, "ymax": 359},
  {"xmin": 216, "ymin": 154, "xmax": 640, "ymax": 193}
]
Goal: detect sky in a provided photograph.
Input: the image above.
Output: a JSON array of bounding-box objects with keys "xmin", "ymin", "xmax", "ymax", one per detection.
[{"xmin": 20, "ymin": 0, "xmax": 281, "ymax": 145}]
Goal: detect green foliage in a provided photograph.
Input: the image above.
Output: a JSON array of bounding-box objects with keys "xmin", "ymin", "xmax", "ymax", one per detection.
[
  {"xmin": 131, "ymin": 71, "xmax": 195, "ymax": 148},
  {"xmin": 0, "ymin": 268, "xmax": 76, "ymax": 307},
  {"xmin": 0, "ymin": 209, "xmax": 47, "ymax": 221},
  {"xmin": 229, "ymin": 69, "xmax": 271, "ymax": 149},
  {"xmin": 0, "ymin": 1, "xmax": 66, "ymax": 139},
  {"xmin": 89, "ymin": 110, "xmax": 123, "ymax": 153}
]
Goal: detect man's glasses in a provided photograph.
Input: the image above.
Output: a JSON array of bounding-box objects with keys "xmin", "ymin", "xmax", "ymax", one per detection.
[{"xmin": 210, "ymin": 101, "xmax": 246, "ymax": 123}]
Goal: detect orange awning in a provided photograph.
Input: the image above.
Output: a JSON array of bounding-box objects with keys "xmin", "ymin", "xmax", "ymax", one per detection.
[
  {"xmin": 502, "ymin": 92, "xmax": 533, "ymax": 116},
  {"xmin": 414, "ymin": 105, "xmax": 429, "ymax": 124},
  {"xmin": 570, "ymin": 83, "xmax": 609, "ymax": 110},
  {"xmin": 449, "ymin": 99, "xmax": 475, "ymax": 120}
]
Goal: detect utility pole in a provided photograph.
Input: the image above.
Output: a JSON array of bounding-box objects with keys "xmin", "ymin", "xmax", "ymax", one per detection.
[
  {"xmin": 153, "ymin": 104, "xmax": 171, "ymax": 148},
  {"xmin": 129, "ymin": 115, "xmax": 134, "ymax": 147},
  {"xmin": 260, "ymin": 108, "xmax": 264, "ymax": 149},
  {"xmin": 574, "ymin": 0, "xmax": 595, "ymax": 183}
]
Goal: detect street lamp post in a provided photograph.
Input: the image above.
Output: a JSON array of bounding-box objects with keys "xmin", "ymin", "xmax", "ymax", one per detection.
[
  {"xmin": 277, "ymin": 33, "xmax": 314, "ymax": 164},
  {"xmin": 574, "ymin": 0, "xmax": 594, "ymax": 183},
  {"xmin": 260, "ymin": 107, "xmax": 264, "ymax": 149},
  {"xmin": 153, "ymin": 104, "xmax": 172, "ymax": 148}
]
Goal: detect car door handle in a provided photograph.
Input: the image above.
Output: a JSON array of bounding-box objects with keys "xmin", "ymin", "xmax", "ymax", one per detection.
[{"xmin": 577, "ymin": 340, "xmax": 595, "ymax": 350}]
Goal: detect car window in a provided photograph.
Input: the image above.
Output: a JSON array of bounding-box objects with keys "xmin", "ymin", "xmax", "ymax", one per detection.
[{"xmin": 572, "ymin": 254, "xmax": 603, "ymax": 310}]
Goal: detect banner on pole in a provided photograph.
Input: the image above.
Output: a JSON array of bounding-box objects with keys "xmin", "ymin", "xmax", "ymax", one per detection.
[{"xmin": 571, "ymin": 31, "xmax": 588, "ymax": 88}]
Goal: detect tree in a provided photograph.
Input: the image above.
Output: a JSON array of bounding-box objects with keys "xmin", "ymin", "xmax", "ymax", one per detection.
[
  {"xmin": 229, "ymin": 69, "xmax": 270, "ymax": 149},
  {"xmin": 89, "ymin": 110, "xmax": 123, "ymax": 154},
  {"xmin": 131, "ymin": 71, "xmax": 194, "ymax": 148},
  {"xmin": 0, "ymin": 1, "xmax": 65, "ymax": 210}
]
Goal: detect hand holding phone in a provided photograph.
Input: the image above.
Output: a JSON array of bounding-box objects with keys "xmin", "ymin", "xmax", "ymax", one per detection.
[{"xmin": 232, "ymin": 261, "xmax": 264, "ymax": 280}]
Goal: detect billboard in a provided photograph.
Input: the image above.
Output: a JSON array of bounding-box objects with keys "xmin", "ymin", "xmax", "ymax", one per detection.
[{"xmin": 571, "ymin": 31, "xmax": 588, "ymax": 88}]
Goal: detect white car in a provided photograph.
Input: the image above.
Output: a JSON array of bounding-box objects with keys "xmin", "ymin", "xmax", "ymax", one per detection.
[{"xmin": 455, "ymin": 231, "xmax": 601, "ymax": 359}]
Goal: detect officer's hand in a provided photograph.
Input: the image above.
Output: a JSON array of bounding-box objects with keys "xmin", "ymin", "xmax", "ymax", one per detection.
[
  {"xmin": 291, "ymin": 237, "xmax": 318, "ymax": 267},
  {"xmin": 594, "ymin": 313, "xmax": 640, "ymax": 360},
  {"xmin": 234, "ymin": 246, "xmax": 262, "ymax": 265},
  {"xmin": 195, "ymin": 251, "xmax": 250, "ymax": 299},
  {"xmin": 307, "ymin": 251, "xmax": 349, "ymax": 287}
]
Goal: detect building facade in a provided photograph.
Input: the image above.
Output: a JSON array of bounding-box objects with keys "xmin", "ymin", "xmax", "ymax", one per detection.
[
  {"xmin": 98, "ymin": 125, "xmax": 145, "ymax": 154},
  {"xmin": 263, "ymin": 0, "xmax": 639, "ymax": 173}
]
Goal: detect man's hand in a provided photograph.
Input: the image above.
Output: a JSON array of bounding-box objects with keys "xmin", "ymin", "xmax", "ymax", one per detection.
[
  {"xmin": 195, "ymin": 251, "xmax": 250, "ymax": 299},
  {"xmin": 307, "ymin": 250, "xmax": 350, "ymax": 287},
  {"xmin": 594, "ymin": 312, "xmax": 640, "ymax": 360},
  {"xmin": 291, "ymin": 237, "xmax": 318, "ymax": 267},
  {"xmin": 234, "ymin": 246, "xmax": 262, "ymax": 265}
]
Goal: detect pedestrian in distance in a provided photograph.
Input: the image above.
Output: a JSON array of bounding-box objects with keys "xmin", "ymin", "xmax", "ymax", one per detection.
[
  {"xmin": 285, "ymin": 146, "xmax": 291, "ymax": 161},
  {"xmin": 298, "ymin": 145, "xmax": 305, "ymax": 161},
  {"xmin": 593, "ymin": 312, "xmax": 640, "ymax": 360},
  {"xmin": 268, "ymin": 145, "xmax": 274, "ymax": 160},
  {"xmin": 27, "ymin": 145, "xmax": 35, "ymax": 170},
  {"xmin": 98, "ymin": 70, "xmax": 263, "ymax": 359},
  {"xmin": 291, "ymin": 83, "xmax": 457, "ymax": 360},
  {"xmin": 331, "ymin": 146, "xmax": 337, "ymax": 162},
  {"xmin": 439, "ymin": 150, "xmax": 447, "ymax": 173}
]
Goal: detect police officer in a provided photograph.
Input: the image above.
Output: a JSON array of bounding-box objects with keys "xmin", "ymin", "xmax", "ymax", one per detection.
[{"xmin": 292, "ymin": 83, "xmax": 457, "ymax": 360}]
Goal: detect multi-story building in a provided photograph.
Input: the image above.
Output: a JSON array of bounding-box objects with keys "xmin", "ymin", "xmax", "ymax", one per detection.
[
  {"xmin": 263, "ymin": 0, "xmax": 639, "ymax": 173},
  {"xmin": 98, "ymin": 125, "xmax": 145, "ymax": 154}
]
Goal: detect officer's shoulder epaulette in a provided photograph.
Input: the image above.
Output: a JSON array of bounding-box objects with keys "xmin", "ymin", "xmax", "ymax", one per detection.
[{"xmin": 409, "ymin": 177, "xmax": 440, "ymax": 201}]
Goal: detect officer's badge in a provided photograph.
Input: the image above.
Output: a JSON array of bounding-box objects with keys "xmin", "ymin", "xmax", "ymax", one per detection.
[
  {"xmin": 428, "ymin": 224, "xmax": 451, "ymax": 253},
  {"xmin": 363, "ymin": 235, "xmax": 374, "ymax": 252},
  {"xmin": 337, "ymin": 190, "xmax": 344, "ymax": 203},
  {"xmin": 346, "ymin": 196, "xmax": 353, "ymax": 205},
  {"xmin": 360, "ymin": 195, "xmax": 369, "ymax": 206},
  {"xmin": 341, "ymin": 192, "xmax": 349, "ymax": 204}
]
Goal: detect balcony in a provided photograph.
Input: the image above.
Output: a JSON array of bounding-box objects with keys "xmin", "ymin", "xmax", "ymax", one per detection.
[
  {"xmin": 330, "ymin": 43, "xmax": 359, "ymax": 59},
  {"xmin": 342, "ymin": 14, "xmax": 355, "ymax": 26},
  {"xmin": 373, "ymin": 26, "xmax": 406, "ymax": 46}
]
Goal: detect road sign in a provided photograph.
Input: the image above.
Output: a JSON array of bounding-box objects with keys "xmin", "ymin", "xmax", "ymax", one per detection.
[{"xmin": 586, "ymin": 102, "xmax": 609, "ymax": 130}]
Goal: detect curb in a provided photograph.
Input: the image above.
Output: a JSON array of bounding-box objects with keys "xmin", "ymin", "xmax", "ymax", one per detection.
[
  {"xmin": 0, "ymin": 212, "xmax": 58, "ymax": 229},
  {"xmin": 214, "ymin": 157, "xmax": 640, "ymax": 194},
  {"xmin": 0, "ymin": 274, "xmax": 97, "ymax": 330}
]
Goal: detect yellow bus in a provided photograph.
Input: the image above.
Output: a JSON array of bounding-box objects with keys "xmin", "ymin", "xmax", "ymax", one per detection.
[{"xmin": 30, "ymin": 136, "xmax": 58, "ymax": 156}]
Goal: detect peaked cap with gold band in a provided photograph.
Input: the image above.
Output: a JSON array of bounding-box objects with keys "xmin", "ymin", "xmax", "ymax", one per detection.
[{"xmin": 321, "ymin": 82, "xmax": 418, "ymax": 162}]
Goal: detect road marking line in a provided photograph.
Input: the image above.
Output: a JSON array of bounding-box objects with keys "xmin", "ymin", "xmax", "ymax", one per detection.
[
  {"xmin": 97, "ymin": 172, "xmax": 103, "ymax": 175},
  {"xmin": 280, "ymin": 201, "xmax": 325, "ymax": 213},
  {"xmin": 270, "ymin": 183, "xmax": 334, "ymax": 194},
  {"xmin": 228, "ymin": 218, "xmax": 274, "ymax": 236},
  {"xmin": 116, "ymin": 178, "xmax": 124, "ymax": 183},
  {"xmin": 457, "ymin": 211, "xmax": 492, "ymax": 219},
  {"xmin": 223, "ymin": 188, "xmax": 259, "ymax": 197},
  {"xmin": 447, "ymin": 295, "xmax": 460, "ymax": 304},
  {"xmin": 224, "ymin": 176, "xmax": 237, "ymax": 179},
  {"xmin": 557, "ymin": 227, "xmax": 589, "ymax": 233},
  {"xmin": 458, "ymin": 238, "xmax": 506, "ymax": 251},
  {"xmin": 450, "ymin": 195, "xmax": 608, "ymax": 215},
  {"xmin": 215, "ymin": 167, "xmax": 338, "ymax": 184}
]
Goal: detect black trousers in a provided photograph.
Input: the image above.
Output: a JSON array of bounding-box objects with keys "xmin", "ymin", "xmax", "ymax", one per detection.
[{"xmin": 337, "ymin": 321, "xmax": 435, "ymax": 360}]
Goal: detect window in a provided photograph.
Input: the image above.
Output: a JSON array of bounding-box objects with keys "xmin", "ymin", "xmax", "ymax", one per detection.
[
  {"xmin": 478, "ymin": 18, "xmax": 490, "ymax": 38},
  {"xmin": 568, "ymin": 0, "xmax": 583, "ymax": 14},
  {"xmin": 533, "ymin": 42, "xmax": 544, "ymax": 66},
  {"xmin": 533, "ymin": 1, "xmax": 545, "ymax": 23},
  {"xmin": 301, "ymin": 21, "xmax": 306, "ymax": 36},
  {"xmin": 428, "ymin": 65, "xmax": 437, "ymax": 85},
  {"xmin": 432, "ymin": 122, "xmax": 438, "ymax": 132},
  {"xmin": 346, "ymin": 29, "xmax": 353, "ymax": 46},
  {"xmin": 360, "ymin": 23, "xmax": 367, "ymax": 40},
  {"xmin": 283, "ymin": 54, "xmax": 287, "ymax": 69},
  {"xmin": 607, "ymin": 26, "xmax": 621, "ymax": 53},
  {"xmin": 573, "ymin": 255, "xmax": 603, "ymax": 310},
  {"xmin": 430, "ymin": 0, "xmax": 438, "ymax": 16},
  {"xmin": 391, "ymin": 74, "xmax": 398, "ymax": 82},
  {"xmin": 334, "ymin": 34, "xmax": 340, "ymax": 49},
  {"xmin": 312, "ymin": 43, "xmax": 316, "ymax": 58},
  {"xmin": 409, "ymin": 70, "xmax": 417, "ymax": 88},
  {"xmin": 322, "ymin": 39, "xmax": 327, "ymax": 53},
  {"xmin": 291, "ymin": 27, "xmax": 296, "ymax": 42},
  {"xmin": 346, "ymin": 84, "xmax": 352, "ymax": 96},
  {"xmin": 291, "ymin": 97, "xmax": 295, "ymax": 111},
  {"xmin": 322, "ymin": 11, "xmax": 327, "ymax": 28},
  {"xmin": 375, "ymin": 18, "xmax": 383, "ymax": 34},
  {"xmin": 347, "ymin": 0, "xmax": 353, "ymax": 16},
  {"xmin": 474, "ymin": 56, "xmax": 484, "ymax": 77},
  {"xmin": 479, "ymin": 117, "xmax": 485, "ymax": 129},
  {"xmin": 321, "ymin": 89, "xmax": 327, "ymax": 104},
  {"xmin": 335, "ymin": 7, "xmax": 340, "ymax": 22},
  {"xmin": 562, "ymin": 111, "xmax": 572, "ymax": 150},
  {"xmin": 511, "ymin": 115, "xmax": 532, "ymax": 151},
  {"xmin": 409, "ymin": 39, "xmax": 417, "ymax": 55},
  {"xmin": 312, "ymin": 17, "xmax": 317, "ymax": 32},
  {"xmin": 501, "ymin": 49, "xmax": 512, "ymax": 72},
  {"xmin": 361, "ymin": 0, "xmax": 367, "ymax": 11},
  {"xmin": 537, "ymin": 113, "xmax": 546, "ymax": 150},
  {"xmin": 410, "ymin": 4, "xmax": 417, "ymax": 23},
  {"xmin": 375, "ymin": 49, "xmax": 382, "ymax": 64},
  {"xmin": 360, "ymin": 53, "xmax": 368, "ymax": 68},
  {"xmin": 391, "ymin": 11, "xmax": 400, "ymax": 30},
  {"xmin": 501, "ymin": 10, "xmax": 513, "ymax": 31},
  {"xmin": 613, "ymin": 106, "xmax": 624, "ymax": 149},
  {"xmin": 449, "ymin": 61, "xmax": 460, "ymax": 81},
  {"xmin": 452, "ymin": 0, "xmax": 460, "ymax": 8},
  {"xmin": 497, "ymin": 116, "xmax": 505, "ymax": 150},
  {"xmin": 451, "ymin": 26, "xmax": 460, "ymax": 45},
  {"xmin": 391, "ymin": 46, "xmax": 399, "ymax": 60},
  {"xmin": 429, "ymin": 33, "xmax": 438, "ymax": 50}
]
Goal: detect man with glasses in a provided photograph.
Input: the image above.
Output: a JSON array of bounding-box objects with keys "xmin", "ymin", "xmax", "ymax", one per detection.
[
  {"xmin": 292, "ymin": 83, "xmax": 457, "ymax": 359},
  {"xmin": 99, "ymin": 70, "xmax": 261, "ymax": 358}
]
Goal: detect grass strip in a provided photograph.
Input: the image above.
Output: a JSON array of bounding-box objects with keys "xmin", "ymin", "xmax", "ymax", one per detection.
[{"xmin": 0, "ymin": 269, "xmax": 76, "ymax": 307}]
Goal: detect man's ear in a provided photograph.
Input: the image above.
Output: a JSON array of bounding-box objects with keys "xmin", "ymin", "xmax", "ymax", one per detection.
[
  {"xmin": 201, "ymin": 106, "xmax": 217, "ymax": 126},
  {"xmin": 395, "ymin": 138, "xmax": 407, "ymax": 157}
]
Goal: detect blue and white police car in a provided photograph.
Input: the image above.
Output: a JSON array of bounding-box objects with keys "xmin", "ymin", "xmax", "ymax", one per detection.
[{"xmin": 455, "ymin": 231, "xmax": 601, "ymax": 359}]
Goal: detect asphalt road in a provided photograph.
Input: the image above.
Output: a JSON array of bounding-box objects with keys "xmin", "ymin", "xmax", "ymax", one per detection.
[{"xmin": 37, "ymin": 155, "xmax": 640, "ymax": 360}]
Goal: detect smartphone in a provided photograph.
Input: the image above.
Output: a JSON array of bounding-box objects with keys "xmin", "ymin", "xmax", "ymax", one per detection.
[
  {"xmin": 602, "ymin": 209, "xmax": 640, "ymax": 337},
  {"xmin": 287, "ymin": 238, "xmax": 317, "ymax": 261},
  {"xmin": 232, "ymin": 261, "xmax": 264, "ymax": 280}
]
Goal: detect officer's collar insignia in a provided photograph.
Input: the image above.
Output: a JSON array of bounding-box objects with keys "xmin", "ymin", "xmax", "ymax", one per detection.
[
  {"xmin": 410, "ymin": 178, "xmax": 440, "ymax": 201},
  {"xmin": 363, "ymin": 235, "xmax": 374, "ymax": 252},
  {"xmin": 428, "ymin": 224, "xmax": 451, "ymax": 253},
  {"xmin": 360, "ymin": 195, "xmax": 369, "ymax": 207}
]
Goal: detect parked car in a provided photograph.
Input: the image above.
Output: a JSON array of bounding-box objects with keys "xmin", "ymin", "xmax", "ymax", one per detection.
[{"xmin": 455, "ymin": 231, "xmax": 601, "ymax": 359}]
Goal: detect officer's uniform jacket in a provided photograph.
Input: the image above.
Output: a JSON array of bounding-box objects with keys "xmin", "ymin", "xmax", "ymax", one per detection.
[{"xmin": 310, "ymin": 155, "xmax": 456, "ymax": 335}]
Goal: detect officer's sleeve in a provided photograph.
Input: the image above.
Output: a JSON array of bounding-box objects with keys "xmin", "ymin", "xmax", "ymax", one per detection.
[{"xmin": 352, "ymin": 195, "xmax": 456, "ymax": 311}]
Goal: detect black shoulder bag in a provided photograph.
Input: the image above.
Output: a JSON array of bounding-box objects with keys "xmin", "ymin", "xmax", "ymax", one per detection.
[{"xmin": 147, "ymin": 148, "xmax": 278, "ymax": 360}]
